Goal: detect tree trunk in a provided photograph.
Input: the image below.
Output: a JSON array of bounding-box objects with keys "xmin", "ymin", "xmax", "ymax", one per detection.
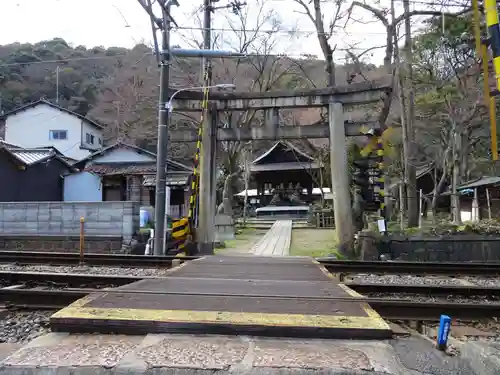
[
  {"xmin": 403, "ymin": 0, "xmax": 419, "ymax": 227},
  {"xmin": 431, "ymin": 142, "xmax": 452, "ymax": 222},
  {"xmin": 242, "ymin": 148, "xmax": 251, "ymax": 225},
  {"xmin": 451, "ymin": 122, "xmax": 461, "ymax": 224}
]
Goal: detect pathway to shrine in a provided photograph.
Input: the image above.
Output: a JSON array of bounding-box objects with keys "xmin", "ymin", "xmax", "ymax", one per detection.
[{"xmin": 250, "ymin": 220, "xmax": 292, "ymax": 256}]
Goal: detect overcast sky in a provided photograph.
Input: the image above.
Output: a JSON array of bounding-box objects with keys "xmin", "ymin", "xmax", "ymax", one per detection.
[
  {"xmin": 0, "ymin": 0, "xmax": 396, "ymax": 64},
  {"xmin": 1, "ymin": 0, "xmax": 463, "ymax": 66}
]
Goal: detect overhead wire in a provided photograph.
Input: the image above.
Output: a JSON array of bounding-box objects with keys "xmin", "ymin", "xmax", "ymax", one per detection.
[{"xmin": 0, "ymin": 0, "xmax": 471, "ymax": 69}]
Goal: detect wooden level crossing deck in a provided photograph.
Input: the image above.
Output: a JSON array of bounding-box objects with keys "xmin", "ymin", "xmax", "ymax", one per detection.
[{"xmin": 51, "ymin": 255, "xmax": 391, "ymax": 339}]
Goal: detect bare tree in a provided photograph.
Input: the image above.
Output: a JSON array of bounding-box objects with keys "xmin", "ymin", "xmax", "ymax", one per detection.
[
  {"xmin": 344, "ymin": 0, "xmax": 471, "ymax": 226},
  {"xmin": 180, "ymin": 0, "xmax": 302, "ymax": 214},
  {"xmin": 412, "ymin": 15, "xmax": 485, "ymax": 222},
  {"xmin": 292, "ymin": 0, "xmax": 350, "ymax": 86}
]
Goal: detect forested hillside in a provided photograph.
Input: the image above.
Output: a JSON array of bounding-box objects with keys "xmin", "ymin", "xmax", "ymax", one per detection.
[{"xmin": 0, "ymin": 38, "xmax": 380, "ymax": 159}]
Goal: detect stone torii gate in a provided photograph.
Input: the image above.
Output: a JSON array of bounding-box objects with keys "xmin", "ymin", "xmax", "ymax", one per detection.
[{"xmin": 170, "ymin": 79, "xmax": 391, "ymax": 254}]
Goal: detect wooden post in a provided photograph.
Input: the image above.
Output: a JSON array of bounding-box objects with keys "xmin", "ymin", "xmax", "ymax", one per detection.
[
  {"xmin": 329, "ymin": 102, "xmax": 354, "ymax": 253},
  {"xmin": 79, "ymin": 217, "xmax": 85, "ymax": 265},
  {"xmin": 399, "ymin": 183, "xmax": 404, "ymax": 230},
  {"xmin": 473, "ymin": 188, "xmax": 479, "ymax": 221},
  {"xmin": 418, "ymin": 189, "xmax": 423, "ymax": 228},
  {"xmin": 487, "ymin": 188, "xmax": 492, "ymax": 219}
]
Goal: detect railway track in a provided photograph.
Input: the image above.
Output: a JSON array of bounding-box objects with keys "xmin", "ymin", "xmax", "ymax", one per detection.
[
  {"xmin": 2, "ymin": 251, "xmax": 500, "ymax": 277},
  {"xmin": 318, "ymin": 259, "xmax": 500, "ymax": 277},
  {"xmin": 0, "ymin": 271, "xmax": 499, "ymax": 320},
  {"xmin": 0, "ymin": 251, "xmax": 197, "ymax": 267},
  {"xmin": 1, "ymin": 287, "xmax": 499, "ymax": 320},
  {"xmin": 2, "ymin": 271, "xmax": 500, "ymax": 298},
  {"xmin": 0, "ymin": 271, "xmax": 146, "ymax": 287},
  {"xmin": 346, "ymin": 282, "xmax": 500, "ymax": 297}
]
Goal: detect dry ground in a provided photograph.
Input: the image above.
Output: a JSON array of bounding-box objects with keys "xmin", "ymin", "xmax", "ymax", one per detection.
[{"xmin": 289, "ymin": 228, "xmax": 339, "ymax": 258}]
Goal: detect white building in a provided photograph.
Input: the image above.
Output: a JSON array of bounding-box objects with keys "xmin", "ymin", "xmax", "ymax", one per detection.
[{"xmin": 1, "ymin": 99, "xmax": 104, "ymax": 161}]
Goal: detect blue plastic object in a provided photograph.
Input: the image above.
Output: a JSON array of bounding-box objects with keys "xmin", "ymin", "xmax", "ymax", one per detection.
[
  {"xmin": 437, "ymin": 314, "xmax": 451, "ymax": 350},
  {"xmin": 140, "ymin": 209, "xmax": 150, "ymax": 228}
]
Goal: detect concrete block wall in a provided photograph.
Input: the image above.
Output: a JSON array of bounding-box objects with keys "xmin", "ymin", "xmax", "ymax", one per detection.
[{"xmin": 0, "ymin": 201, "xmax": 140, "ymax": 240}]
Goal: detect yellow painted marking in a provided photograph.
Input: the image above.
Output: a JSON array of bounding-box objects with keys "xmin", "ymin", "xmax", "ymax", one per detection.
[
  {"xmin": 318, "ymin": 264, "xmax": 391, "ymax": 331},
  {"xmin": 51, "ymin": 306, "xmax": 390, "ymax": 330},
  {"xmin": 317, "ymin": 264, "xmax": 337, "ymax": 280},
  {"xmin": 338, "ymin": 283, "xmax": 364, "ymax": 298},
  {"xmin": 52, "ymin": 258, "xmax": 390, "ymax": 332}
]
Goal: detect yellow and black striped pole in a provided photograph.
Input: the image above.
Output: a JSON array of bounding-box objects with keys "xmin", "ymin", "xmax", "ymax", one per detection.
[
  {"xmin": 187, "ymin": 69, "xmax": 211, "ymax": 234},
  {"xmin": 485, "ymin": 0, "xmax": 500, "ymax": 93},
  {"xmin": 477, "ymin": 0, "xmax": 500, "ymax": 160}
]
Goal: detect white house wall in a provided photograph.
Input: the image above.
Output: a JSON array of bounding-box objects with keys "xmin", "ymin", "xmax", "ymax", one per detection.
[
  {"xmin": 81, "ymin": 121, "xmax": 103, "ymax": 152},
  {"xmin": 4, "ymin": 104, "xmax": 101, "ymax": 160},
  {"xmin": 63, "ymin": 172, "xmax": 102, "ymax": 202},
  {"xmin": 90, "ymin": 148, "xmax": 155, "ymax": 164}
]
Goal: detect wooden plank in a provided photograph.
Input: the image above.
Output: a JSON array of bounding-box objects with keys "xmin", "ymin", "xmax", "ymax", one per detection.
[{"xmin": 251, "ymin": 220, "xmax": 292, "ymax": 256}]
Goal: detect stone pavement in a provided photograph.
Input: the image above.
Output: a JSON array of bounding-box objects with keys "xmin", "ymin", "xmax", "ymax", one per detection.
[
  {"xmin": 251, "ymin": 220, "xmax": 292, "ymax": 256},
  {"xmin": 0, "ymin": 333, "xmax": 478, "ymax": 374}
]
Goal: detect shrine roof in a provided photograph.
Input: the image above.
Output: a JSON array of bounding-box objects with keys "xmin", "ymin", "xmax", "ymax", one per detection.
[{"xmin": 252, "ymin": 141, "xmax": 314, "ymax": 165}]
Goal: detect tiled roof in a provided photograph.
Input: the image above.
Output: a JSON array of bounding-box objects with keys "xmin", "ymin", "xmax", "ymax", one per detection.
[
  {"xmin": 458, "ymin": 176, "xmax": 500, "ymax": 190},
  {"xmin": 85, "ymin": 163, "xmax": 157, "ymax": 175},
  {"xmin": 0, "ymin": 140, "xmax": 24, "ymax": 149},
  {"xmin": 0, "ymin": 143, "xmax": 74, "ymax": 169},
  {"xmin": 75, "ymin": 141, "xmax": 193, "ymax": 173},
  {"xmin": 10, "ymin": 149, "xmax": 54, "ymax": 165},
  {"xmin": 252, "ymin": 141, "xmax": 314, "ymax": 165}
]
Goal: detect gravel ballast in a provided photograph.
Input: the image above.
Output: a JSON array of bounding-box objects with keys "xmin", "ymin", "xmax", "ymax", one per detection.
[
  {"xmin": 465, "ymin": 277, "xmax": 500, "ymax": 287},
  {"xmin": 0, "ymin": 311, "xmax": 51, "ymax": 344},
  {"xmin": 0, "ymin": 264, "xmax": 170, "ymax": 277},
  {"xmin": 349, "ymin": 274, "xmax": 466, "ymax": 286}
]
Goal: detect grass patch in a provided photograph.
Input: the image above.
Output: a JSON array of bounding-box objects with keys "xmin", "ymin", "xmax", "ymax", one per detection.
[
  {"xmin": 215, "ymin": 227, "xmax": 267, "ymax": 254},
  {"xmin": 290, "ymin": 229, "xmax": 341, "ymax": 258}
]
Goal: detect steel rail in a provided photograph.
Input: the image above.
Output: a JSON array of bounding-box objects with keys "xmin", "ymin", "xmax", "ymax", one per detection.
[
  {"xmin": 1, "ymin": 288, "xmax": 499, "ymax": 320},
  {"xmin": 317, "ymin": 259, "xmax": 500, "ymax": 276},
  {"xmin": 346, "ymin": 282, "xmax": 500, "ymax": 297},
  {"xmin": 0, "ymin": 251, "xmax": 198, "ymax": 267},
  {"xmin": 2, "ymin": 251, "xmax": 500, "ymax": 276},
  {"xmin": 0, "ymin": 271, "xmax": 147, "ymax": 287}
]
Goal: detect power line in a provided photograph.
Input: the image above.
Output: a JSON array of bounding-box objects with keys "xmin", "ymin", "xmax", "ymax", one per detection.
[
  {"xmin": 0, "ymin": 54, "xmax": 128, "ymax": 68},
  {"xmin": 178, "ymin": 0, "xmax": 467, "ymax": 5},
  {"xmin": 0, "ymin": 44, "xmax": 387, "ymax": 69}
]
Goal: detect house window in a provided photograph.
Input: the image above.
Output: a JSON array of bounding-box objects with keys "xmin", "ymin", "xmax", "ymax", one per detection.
[
  {"xmin": 49, "ymin": 130, "xmax": 67, "ymax": 140},
  {"xmin": 98, "ymin": 138, "xmax": 102, "ymax": 145},
  {"xmin": 86, "ymin": 133, "xmax": 95, "ymax": 145}
]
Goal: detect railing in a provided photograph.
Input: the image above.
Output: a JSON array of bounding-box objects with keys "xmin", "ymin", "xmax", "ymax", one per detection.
[{"xmin": 314, "ymin": 212, "xmax": 335, "ymax": 228}]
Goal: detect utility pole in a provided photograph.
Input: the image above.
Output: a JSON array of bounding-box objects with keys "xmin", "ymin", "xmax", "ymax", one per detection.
[
  {"xmin": 402, "ymin": 0, "xmax": 419, "ymax": 227},
  {"xmin": 153, "ymin": 0, "xmax": 177, "ymax": 255},
  {"xmin": 55, "ymin": 66, "xmax": 60, "ymax": 105},
  {"xmin": 197, "ymin": 0, "xmax": 215, "ymax": 255},
  {"xmin": 203, "ymin": 0, "xmax": 212, "ymax": 84},
  {"xmin": 196, "ymin": 0, "xmax": 245, "ymax": 255}
]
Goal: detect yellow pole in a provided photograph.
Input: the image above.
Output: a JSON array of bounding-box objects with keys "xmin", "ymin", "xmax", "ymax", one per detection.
[
  {"xmin": 478, "ymin": 0, "xmax": 500, "ymax": 160},
  {"xmin": 485, "ymin": 0, "xmax": 500, "ymax": 93}
]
